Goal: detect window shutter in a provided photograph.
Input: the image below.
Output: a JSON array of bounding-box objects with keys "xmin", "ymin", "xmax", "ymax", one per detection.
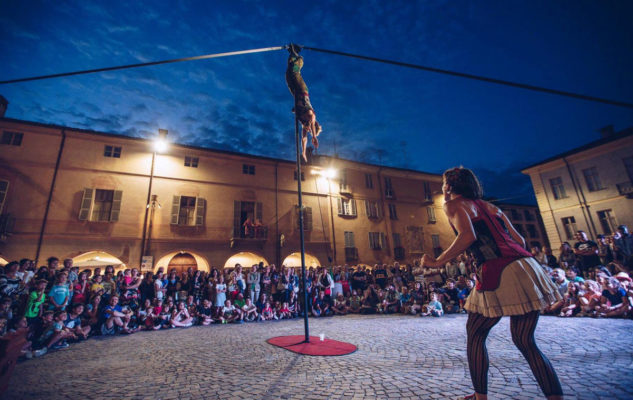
[
  {"xmin": 304, "ymin": 207, "xmax": 313, "ymax": 231},
  {"xmin": 171, "ymin": 195, "xmax": 181, "ymax": 225},
  {"xmin": 350, "ymin": 199, "xmax": 357, "ymax": 216},
  {"xmin": 337, "ymin": 197, "xmax": 343, "ymax": 215},
  {"xmin": 0, "ymin": 180, "xmax": 9, "ymax": 213},
  {"xmin": 256, "ymin": 202, "xmax": 263, "ymax": 222},
  {"xmin": 78, "ymin": 188, "xmax": 93, "ymax": 220},
  {"xmin": 377, "ymin": 202, "xmax": 382, "ymax": 219},
  {"xmin": 233, "ymin": 201, "xmax": 241, "ymax": 236},
  {"xmin": 365, "ymin": 200, "xmax": 370, "ymax": 217},
  {"xmin": 109, "ymin": 190, "xmax": 123, "ymax": 222},
  {"xmin": 368, "ymin": 232, "xmax": 373, "ymax": 249},
  {"xmin": 195, "ymin": 198, "xmax": 206, "ymax": 226},
  {"xmin": 380, "ymin": 232, "xmax": 386, "ymax": 249}
]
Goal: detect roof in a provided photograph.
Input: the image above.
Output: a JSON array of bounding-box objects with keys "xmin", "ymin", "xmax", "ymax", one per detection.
[
  {"xmin": 0, "ymin": 116, "xmax": 440, "ymax": 177},
  {"xmin": 522, "ymin": 127, "xmax": 633, "ymax": 171}
]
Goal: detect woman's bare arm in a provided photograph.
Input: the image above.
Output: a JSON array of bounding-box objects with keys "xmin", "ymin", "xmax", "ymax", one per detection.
[{"xmin": 425, "ymin": 201, "xmax": 476, "ymax": 267}]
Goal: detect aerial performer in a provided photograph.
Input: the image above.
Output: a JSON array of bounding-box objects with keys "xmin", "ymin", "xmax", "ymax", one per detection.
[
  {"xmin": 420, "ymin": 167, "xmax": 564, "ymax": 400},
  {"xmin": 285, "ymin": 43, "xmax": 322, "ymax": 162}
]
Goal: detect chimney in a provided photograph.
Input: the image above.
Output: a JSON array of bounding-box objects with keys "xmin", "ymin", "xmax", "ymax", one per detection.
[
  {"xmin": 598, "ymin": 125, "xmax": 615, "ymax": 139},
  {"xmin": 0, "ymin": 95, "xmax": 7, "ymax": 118}
]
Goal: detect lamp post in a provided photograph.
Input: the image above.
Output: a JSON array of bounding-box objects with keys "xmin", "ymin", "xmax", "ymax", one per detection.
[
  {"xmin": 312, "ymin": 168, "xmax": 338, "ymax": 264},
  {"xmin": 139, "ymin": 129, "xmax": 168, "ymax": 267}
]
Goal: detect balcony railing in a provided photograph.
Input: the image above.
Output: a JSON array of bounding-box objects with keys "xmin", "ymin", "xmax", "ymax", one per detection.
[
  {"xmin": 617, "ymin": 182, "xmax": 633, "ymax": 198},
  {"xmin": 339, "ymin": 183, "xmax": 352, "ymax": 195},
  {"xmin": 232, "ymin": 226, "xmax": 268, "ymax": 240}
]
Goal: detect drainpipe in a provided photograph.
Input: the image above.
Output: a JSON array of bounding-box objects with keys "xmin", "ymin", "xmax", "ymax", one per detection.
[
  {"xmin": 563, "ymin": 157, "xmax": 598, "ymax": 240},
  {"xmin": 35, "ymin": 128, "xmax": 66, "ymax": 264}
]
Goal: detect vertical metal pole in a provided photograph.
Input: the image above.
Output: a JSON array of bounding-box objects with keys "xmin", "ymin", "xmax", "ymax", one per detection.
[
  {"xmin": 295, "ymin": 116, "xmax": 310, "ymax": 343},
  {"xmin": 139, "ymin": 151, "xmax": 156, "ymax": 267}
]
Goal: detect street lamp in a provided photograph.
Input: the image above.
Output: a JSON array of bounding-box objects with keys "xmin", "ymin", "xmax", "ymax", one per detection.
[{"xmin": 140, "ymin": 129, "xmax": 168, "ymax": 268}]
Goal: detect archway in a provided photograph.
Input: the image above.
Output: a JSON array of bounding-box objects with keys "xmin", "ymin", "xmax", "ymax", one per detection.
[
  {"xmin": 0, "ymin": 256, "xmax": 9, "ymax": 266},
  {"xmin": 72, "ymin": 251, "xmax": 125, "ymax": 272},
  {"xmin": 282, "ymin": 252, "xmax": 321, "ymax": 268},
  {"xmin": 154, "ymin": 251, "xmax": 210, "ymax": 274},
  {"xmin": 223, "ymin": 252, "xmax": 269, "ymax": 270}
]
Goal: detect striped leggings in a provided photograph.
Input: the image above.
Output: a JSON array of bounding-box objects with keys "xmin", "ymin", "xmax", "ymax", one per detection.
[{"xmin": 466, "ymin": 311, "xmax": 563, "ymax": 396}]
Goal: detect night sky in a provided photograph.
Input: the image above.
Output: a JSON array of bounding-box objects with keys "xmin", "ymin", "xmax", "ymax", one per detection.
[{"xmin": 1, "ymin": 1, "xmax": 632, "ymax": 204}]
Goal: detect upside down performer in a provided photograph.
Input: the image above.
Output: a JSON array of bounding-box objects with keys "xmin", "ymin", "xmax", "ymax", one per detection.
[
  {"xmin": 421, "ymin": 167, "xmax": 564, "ymax": 400},
  {"xmin": 285, "ymin": 44, "xmax": 322, "ymax": 162}
]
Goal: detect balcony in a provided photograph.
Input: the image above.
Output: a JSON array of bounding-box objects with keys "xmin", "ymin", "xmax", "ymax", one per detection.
[
  {"xmin": 344, "ymin": 247, "xmax": 358, "ymax": 262},
  {"xmin": 0, "ymin": 213, "xmax": 15, "ymax": 242},
  {"xmin": 617, "ymin": 182, "xmax": 633, "ymax": 198},
  {"xmin": 230, "ymin": 226, "xmax": 268, "ymax": 248},
  {"xmin": 339, "ymin": 183, "xmax": 352, "ymax": 195}
]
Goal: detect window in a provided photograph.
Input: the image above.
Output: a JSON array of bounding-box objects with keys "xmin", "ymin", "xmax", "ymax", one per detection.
[
  {"xmin": 431, "ymin": 234, "xmax": 441, "ymax": 257},
  {"xmin": 423, "ymin": 181, "xmax": 432, "ymax": 202},
  {"xmin": 344, "ymin": 231, "xmax": 355, "ymax": 248},
  {"xmin": 297, "ymin": 206, "xmax": 313, "ymax": 231},
  {"xmin": 392, "ymin": 233, "xmax": 402, "ymax": 247},
  {"xmin": 78, "ymin": 188, "xmax": 122, "ymax": 222},
  {"xmin": 0, "ymin": 180, "xmax": 8, "ymax": 213},
  {"xmin": 337, "ymin": 197, "xmax": 357, "ymax": 217},
  {"xmin": 582, "ymin": 167, "xmax": 603, "ymax": 192},
  {"xmin": 526, "ymin": 224, "xmax": 537, "ymax": 238},
  {"xmin": 427, "ymin": 206, "xmax": 436, "ymax": 223},
  {"xmin": 515, "ymin": 224, "xmax": 525, "ymax": 237},
  {"xmin": 510, "ymin": 209, "xmax": 522, "ymax": 220},
  {"xmin": 624, "ymin": 157, "xmax": 633, "ymax": 183},
  {"xmin": 365, "ymin": 200, "xmax": 381, "ymax": 219},
  {"xmin": 365, "ymin": 173, "xmax": 373, "ymax": 189},
  {"xmin": 368, "ymin": 232, "xmax": 386, "ymax": 250},
  {"xmin": 549, "ymin": 177, "xmax": 567, "ymax": 200},
  {"xmin": 171, "ymin": 196, "xmax": 206, "ymax": 226},
  {"xmin": 103, "ymin": 145, "xmax": 121, "ymax": 158},
  {"xmin": 388, "ymin": 204, "xmax": 398, "ymax": 220},
  {"xmin": 293, "ymin": 171, "xmax": 305, "ymax": 181},
  {"xmin": 242, "ymin": 164, "xmax": 255, "ymax": 175},
  {"xmin": 184, "ymin": 156, "xmax": 199, "ymax": 168},
  {"xmin": 561, "ymin": 217, "xmax": 577, "ymax": 240},
  {"xmin": 384, "ymin": 177, "xmax": 394, "ymax": 198},
  {"xmin": 524, "ymin": 209, "xmax": 535, "ymax": 221},
  {"xmin": 1, "ymin": 131, "xmax": 23, "ymax": 146},
  {"xmin": 597, "ymin": 209, "xmax": 617, "ymax": 235},
  {"xmin": 232, "ymin": 201, "xmax": 263, "ymax": 237}
]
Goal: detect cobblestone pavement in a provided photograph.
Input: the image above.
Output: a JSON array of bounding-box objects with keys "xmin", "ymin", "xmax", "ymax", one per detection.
[{"xmin": 4, "ymin": 314, "xmax": 633, "ymax": 400}]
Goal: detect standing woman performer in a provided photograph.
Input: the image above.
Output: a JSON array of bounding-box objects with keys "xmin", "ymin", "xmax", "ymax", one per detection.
[
  {"xmin": 285, "ymin": 44, "xmax": 322, "ymax": 162},
  {"xmin": 420, "ymin": 167, "xmax": 563, "ymax": 400}
]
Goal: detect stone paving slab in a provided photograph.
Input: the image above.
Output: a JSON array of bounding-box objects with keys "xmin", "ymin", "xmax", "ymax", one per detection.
[{"xmin": 3, "ymin": 314, "xmax": 632, "ymax": 399}]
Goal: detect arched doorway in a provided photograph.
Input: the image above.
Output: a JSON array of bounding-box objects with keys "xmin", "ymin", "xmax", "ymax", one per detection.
[
  {"xmin": 154, "ymin": 251, "xmax": 210, "ymax": 274},
  {"xmin": 72, "ymin": 251, "xmax": 125, "ymax": 272},
  {"xmin": 0, "ymin": 256, "xmax": 9, "ymax": 267},
  {"xmin": 168, "ymin": 253, "xmax": 197, "ymax": 275},
  {"xmin": 282, "ymin": 252, "xmax": 321, "ymax": 268},
  {"xmin": 223, "ymin": 252, "xmax": 269, "ymax": 270}
]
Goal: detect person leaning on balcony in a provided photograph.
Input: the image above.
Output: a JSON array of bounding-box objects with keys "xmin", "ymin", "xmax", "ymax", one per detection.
[{"xmin": 242, "ymin": 217, "xmax": 253, "ymax": 238}]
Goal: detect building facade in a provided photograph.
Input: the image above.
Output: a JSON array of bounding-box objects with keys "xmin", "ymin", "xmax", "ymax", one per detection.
[
  {"xmin": 0, "ymin": 117, "xmax": 453, "ymax": 272},
  {"xmin": 522, "ymin": 126, "xmax": 633, "ymax": 255},
  {"xmin": 493, "ymin": 202, "xmax": 549, "ymax": 250}
]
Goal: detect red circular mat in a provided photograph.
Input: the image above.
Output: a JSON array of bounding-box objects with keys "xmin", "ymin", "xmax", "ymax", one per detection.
[{"xmin": 267, "ymin": 335, "xmax": 357, "ymax": 356}]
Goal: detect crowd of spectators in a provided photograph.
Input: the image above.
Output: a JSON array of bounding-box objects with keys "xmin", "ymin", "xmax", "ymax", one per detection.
[{"xmin": 0, "ymin": 225, "xmax": 631, "ymax": 360}]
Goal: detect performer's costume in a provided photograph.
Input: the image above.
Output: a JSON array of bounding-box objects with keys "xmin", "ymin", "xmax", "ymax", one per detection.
[
  {"xmin": 285, "ymin": 47, "xmax": 321, "ymax": 141},
  {"xmin": 457, "ymin": 199, "xmax": 563, "ymax": 397}
]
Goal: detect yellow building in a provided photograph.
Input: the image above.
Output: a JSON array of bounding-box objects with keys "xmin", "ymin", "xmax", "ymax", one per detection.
[
  {"xmin": 493, "ymin": 202, "xmax": 549, "ymax": 250},
  {"xmin": 0, "ymin": 116, "xmax": 452, "ymax": 272},
  {"xmin": 522, "ymin": 126, "xmax": 633, "ymax": 255}
]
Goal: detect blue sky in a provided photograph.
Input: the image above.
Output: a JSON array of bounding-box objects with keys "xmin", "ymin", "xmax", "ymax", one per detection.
[{"xmin": 1, "ymin": 1, "xmax": 632, "ymax": 204}]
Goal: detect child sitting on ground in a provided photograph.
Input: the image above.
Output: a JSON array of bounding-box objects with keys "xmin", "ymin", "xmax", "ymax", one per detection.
[
  {"xmin": 197, "ymin": 299, "xmax": 214, "ymax": 325},
  {"xmin": 261, "ymin": 302, "xmax": 275, "ymax": 321},
  {"xmin": 421, "ymin": 293, "xmax": 444, "ymax": 317},
  {"xmin": 241, "ymin": 298, "xmax": 260, "ymax": 322},
  {"xmin": 278, "ymin": 302, "xmax": 291, "ymax": 319},
  {"xmin": 220, "ymin": 299, "xmax": 241, "ymax": 324},
  {"xmin": 332, "ymin": 294, "xmax": 349, "ymax": 315}
]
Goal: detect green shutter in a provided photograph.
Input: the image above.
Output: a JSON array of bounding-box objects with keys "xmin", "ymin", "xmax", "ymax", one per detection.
[
  {"xmin": 304, "ymin": 207, "xmax": 313, "ymax": 231},
  {"xmin": 233, "ymin": 201, "xmax": 241, "ymax": 236},
  {"xmin": 350, "ymin": 199, "xmax": 357, "ymax": 216},
  {"xmin": 78, "ymin": 188, "xmax": 93, "ymax": 221},
  {"xmin": 256, "ymin": 202, "xmax": 263, "ymax": 222},
  {"xmin": 365, "ymin": 200, "xmax": 370, "ymax": 217},
  {"xmin": 171, "ymin": 195, "xmax": 181, "ymax": 225},
  {"xmin": 195, "ymin": 198, "xmax": 206, "ymax": 226},
  {"xmin": 337, "ymin": 197, "xmax": 343, "ymax": 215},
  {"xmin": 109, "ymin": 190, "xmax": 123, "ymax": 222}
]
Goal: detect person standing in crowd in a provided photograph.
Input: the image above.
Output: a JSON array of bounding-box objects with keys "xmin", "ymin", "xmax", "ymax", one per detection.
[
  {"xmin": 613, "ymin": 225, "xmax": 633, "ymax": 268},
  {"xmin": 420, "ymin": 167, "xmax": 563, "ymax": 400},
  {"xmin": 573, "ymin": 231, "xmax": 600, "ymax": 277}
]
